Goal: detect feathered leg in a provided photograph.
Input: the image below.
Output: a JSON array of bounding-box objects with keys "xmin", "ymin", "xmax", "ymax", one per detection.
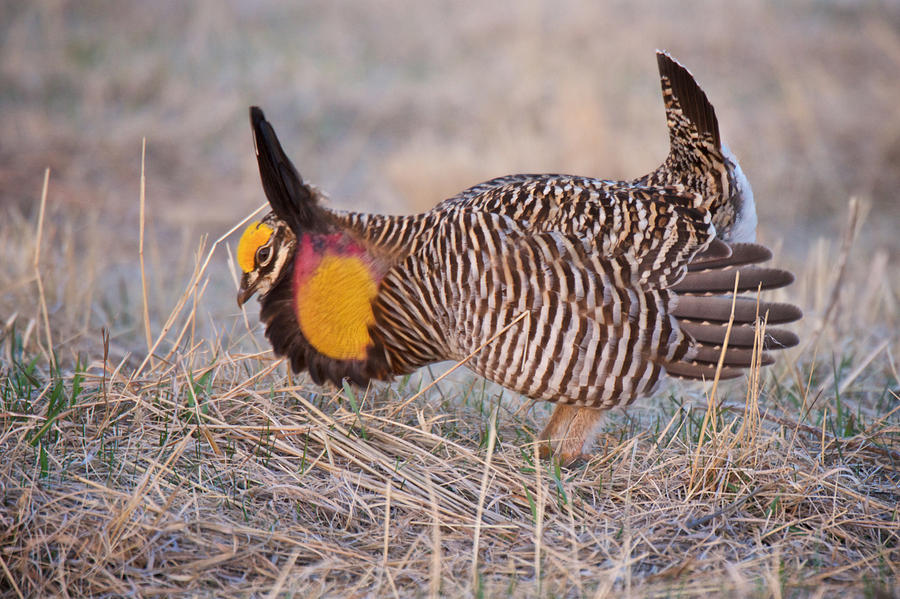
[{"xmin": 538, "ymin": 405, "xmax": 607, "ymax": 465}]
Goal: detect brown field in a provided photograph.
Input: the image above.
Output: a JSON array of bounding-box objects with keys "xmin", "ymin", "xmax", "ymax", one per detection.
[{"xmin": 1, "ymin": 2, "xmax": 898, "ymax": 597}]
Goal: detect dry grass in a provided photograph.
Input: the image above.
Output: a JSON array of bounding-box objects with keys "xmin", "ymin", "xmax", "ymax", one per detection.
[
  {"xmin": 2, "ymin": 2, "xmax": 900, "ymax": 597},
  {"xmin": 1, "ymin": 171, "xmax": 898, "ymax": 599}
]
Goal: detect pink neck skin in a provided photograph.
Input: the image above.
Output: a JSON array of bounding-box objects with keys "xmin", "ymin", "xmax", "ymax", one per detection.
[{"xmin": 293, "ymin": 233, "xmax": 372, "ymax": 288}]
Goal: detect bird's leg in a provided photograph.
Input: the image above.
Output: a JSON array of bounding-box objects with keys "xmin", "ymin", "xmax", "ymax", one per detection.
[{"xmin": 538, "ymin": 405, "xmax": 607, "ymax": 466}]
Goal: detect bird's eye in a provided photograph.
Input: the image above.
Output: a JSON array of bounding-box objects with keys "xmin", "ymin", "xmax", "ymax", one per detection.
[{"xmin": 256, "ymin": 246, "xmax": 272, "ymax": 265}]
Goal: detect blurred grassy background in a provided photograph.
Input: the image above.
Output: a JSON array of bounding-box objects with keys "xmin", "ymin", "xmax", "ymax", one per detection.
[
  {"xmin": 1, "ymin": 0, "xmax": 898, "ymax": 341},
  {"xmin": 2, "ymin": 5, "xmax": 898, "ymax": 595}
]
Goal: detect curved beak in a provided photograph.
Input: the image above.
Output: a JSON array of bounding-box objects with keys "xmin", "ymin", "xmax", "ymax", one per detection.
[{"xmin": 237, "ymin": 272, "xmax": 260, "ymax": 308}]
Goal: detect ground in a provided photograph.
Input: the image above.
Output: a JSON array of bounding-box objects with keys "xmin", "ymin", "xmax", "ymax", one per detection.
[{"xmin": 1, "ymin": 2, "xmax": 898, "ymax": 597}]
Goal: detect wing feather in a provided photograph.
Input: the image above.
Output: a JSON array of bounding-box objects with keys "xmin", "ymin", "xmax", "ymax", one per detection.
[{"xmin": 370, "ymin": 204, "xmax": 711, "ymax": 407}]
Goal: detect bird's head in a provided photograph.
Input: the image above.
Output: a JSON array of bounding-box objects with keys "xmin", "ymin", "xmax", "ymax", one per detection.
[{"xmin": 236, "ymin": 213, "xmax": 296, "ymax": 307}]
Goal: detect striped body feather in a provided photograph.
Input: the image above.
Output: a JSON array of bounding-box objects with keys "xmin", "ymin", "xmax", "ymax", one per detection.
[
  {"xmin": 240, "ymin": 52, "xmax": 801, "ymax": 431},
  {"xmin": 388, "ymin": 208, "xmax": 692, "ymax": 408}
]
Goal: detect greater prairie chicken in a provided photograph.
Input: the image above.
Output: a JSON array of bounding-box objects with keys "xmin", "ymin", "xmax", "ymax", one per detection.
[{"xmin": 237, "ymin": 52, "xmax": 801, "ymax": 464}]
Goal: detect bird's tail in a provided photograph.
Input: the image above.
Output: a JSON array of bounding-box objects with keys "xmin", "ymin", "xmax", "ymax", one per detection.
[
  {"xmin": 642, "ymin": 52, "xmax": 758, "ymax": 243},
  {"xmin": 664, "ymin": 242, "xmax": 802, "ymax": 380}
]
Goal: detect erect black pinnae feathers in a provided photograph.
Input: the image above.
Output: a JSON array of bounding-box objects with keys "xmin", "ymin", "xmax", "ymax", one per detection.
[{"xmin": 249, "ymin": 106, "xmax": 321, "ymax": 233}]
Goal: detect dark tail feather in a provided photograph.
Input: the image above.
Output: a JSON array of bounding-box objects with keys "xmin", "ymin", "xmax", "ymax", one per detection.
[
  {"xmin": 671, "ymin": 265, "xmax": 795, "ymax": 295},
  {"xmin": 691, "ymin": 345, "xmax": 773, "ymax": 368},
  {"xmin": 672, "ymin": 296, "xmax": 802, "ymax": 325},
  {"xmin": 687, "ymin": 243, "xmax": 771, "ymax": 271},
  {"xmin": 664, "ymin": 361, "xmax": 744, "ymax": 381},
  {"xmin": 689, "ymin": 239, "xmax": 732, "ymax": 266},
  {"xmin": 678, "ymin": 321, "xmax": 799, "ymax": 350},
  {"xmin": 250, "ymin": 106, "xmax": 322, "ymax": 234},
  {"xmin": 665, "ymin": 239, "xmax": 802, "ymax": 381}
]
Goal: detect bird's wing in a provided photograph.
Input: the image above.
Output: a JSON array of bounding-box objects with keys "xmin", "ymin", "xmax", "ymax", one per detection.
[
  {"xmin": 434, "ymin": 174, "xmax": 715, "ymax": 262},
  {"xmin": 436, "ymin": 173, "xmax": 543, "ymax": 208},
  {"xmin": 369, "ymin": 205, "xmax": 711, "ymax": 407}
]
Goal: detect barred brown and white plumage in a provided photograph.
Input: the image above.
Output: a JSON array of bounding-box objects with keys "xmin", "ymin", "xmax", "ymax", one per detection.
[{"xmin": 236, "ymin": 52, "xmax": 801, "ymax": 464}]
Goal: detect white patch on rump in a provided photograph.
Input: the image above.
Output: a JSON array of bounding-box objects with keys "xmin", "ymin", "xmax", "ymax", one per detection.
[{"xmin": 721, "ymin": 143, "xmax": 758, "ymax": 244}]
